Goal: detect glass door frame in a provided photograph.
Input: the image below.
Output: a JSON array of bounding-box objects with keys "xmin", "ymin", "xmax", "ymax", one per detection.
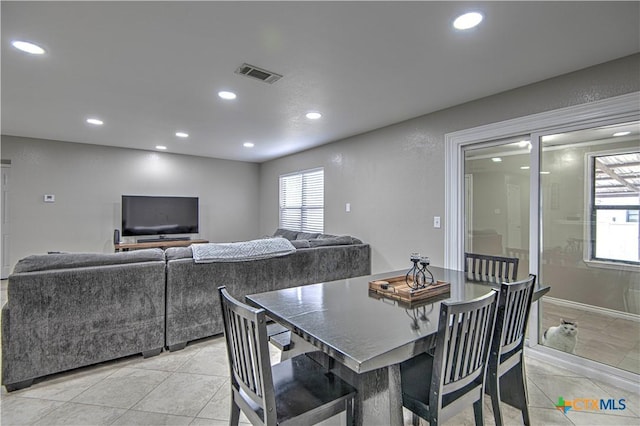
[{"xmin": 445, "ymin": 92, "xmax": 640, "ymax": 384}]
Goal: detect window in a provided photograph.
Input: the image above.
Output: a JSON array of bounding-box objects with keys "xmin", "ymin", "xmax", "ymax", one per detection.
[
  {"xmin": 279, "ymin": 168, "xmax": 324, "ymax": 233},
  {"xmin": 590, "ymin": 151, "xmax": 640, "ymax": 265}
]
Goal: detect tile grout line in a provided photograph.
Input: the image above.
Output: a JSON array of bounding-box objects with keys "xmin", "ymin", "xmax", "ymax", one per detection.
[
  {"xmin": 193, "ymin": 377, "xmax": 229, "ymax": 420},
  {"xmin": 591, "ymin": 379, "xmax": 640, "ymax": 418},
  {"xmin": 104, "ymin": 367, "xmax": 176, "ymax": 425},
  {"xmin": 1, "ymin": 395, "xmax": 65, "ymax": 426}
]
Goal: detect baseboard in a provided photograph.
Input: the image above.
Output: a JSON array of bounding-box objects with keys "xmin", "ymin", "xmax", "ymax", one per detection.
[
  {"xmin": 543, "ymin": 296, "xmax": 640, "ymax": 323},
  {"xmin": 525, "ymin": 345, "xmax": 640, "ymax": 393}
]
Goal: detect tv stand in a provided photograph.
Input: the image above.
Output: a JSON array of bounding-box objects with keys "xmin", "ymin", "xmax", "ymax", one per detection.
[
  {"xmin": 138, "ymin": 236, "xmax": 192, "ymax": 243},
  {"xmin": 114, "ymin": 239, "xmax": 208, "ymax": 252}
]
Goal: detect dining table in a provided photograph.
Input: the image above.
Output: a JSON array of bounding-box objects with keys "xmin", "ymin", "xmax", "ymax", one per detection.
[{"xmin": 246, "ymin": 267, "xmax": 546, "ymax": 426}]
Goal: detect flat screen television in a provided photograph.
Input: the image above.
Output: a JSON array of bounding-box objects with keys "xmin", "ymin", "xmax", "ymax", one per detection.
[{"xmin": 122, "ymin": 195, "xmax": 199, "ymax": 237}]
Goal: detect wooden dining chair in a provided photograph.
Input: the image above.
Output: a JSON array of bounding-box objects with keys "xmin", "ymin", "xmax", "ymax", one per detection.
[
  {"xmin": 486, "ymin": 274, "xmax": 536, "ymax": 426},
  {"xmin": 465, "ymin": 252, "xmax": 519, "ymax": 281},
  {"xmin": 400, "ymin": 290, "xmax": 499, "ymax": 426},
  {"xmin": 218, "ymin": 286, "xmax": 356, "ymax": 426}
]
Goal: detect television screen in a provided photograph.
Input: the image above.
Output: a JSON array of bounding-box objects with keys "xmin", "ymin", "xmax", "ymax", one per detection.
[{"xmin": 122, "ymin": 195, "xmax": 199, "ymax": 236}]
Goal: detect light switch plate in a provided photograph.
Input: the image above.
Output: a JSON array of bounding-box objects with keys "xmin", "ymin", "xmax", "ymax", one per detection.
[{"xmin": 433, "ymin": 216, "xmax": 441, "ymax": 228}]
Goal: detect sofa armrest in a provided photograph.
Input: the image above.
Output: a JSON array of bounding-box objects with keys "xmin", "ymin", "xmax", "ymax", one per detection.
[{"xmin": 2, "ymin": 260, "xmax": 166, "ymax": 388}]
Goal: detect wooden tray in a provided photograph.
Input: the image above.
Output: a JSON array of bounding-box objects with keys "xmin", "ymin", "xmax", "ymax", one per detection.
[{"xmin": 369, "ymin": 275, "xmax": 450, "ymax": 305}]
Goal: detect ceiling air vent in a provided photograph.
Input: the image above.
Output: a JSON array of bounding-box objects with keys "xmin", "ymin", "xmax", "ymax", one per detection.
[{"xmin": 235, "ymin": 63, "xmax": 283, "ymax": 84}]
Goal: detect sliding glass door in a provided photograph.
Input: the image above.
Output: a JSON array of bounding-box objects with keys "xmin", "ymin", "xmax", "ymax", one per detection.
[
  {"xmin": 448, "ymin": 93, "xmax": 640, "ymax": 379},
  {"xmin": 463, "ymin": 136, "xmax": 531, "ymax": 280},
  {"xmin": 538, "ymin": 122, "xmax": 639, "ymax": 373},
  {"xmin": 462, "ymin": 123, "xmax": 640, "ymax": 373}
]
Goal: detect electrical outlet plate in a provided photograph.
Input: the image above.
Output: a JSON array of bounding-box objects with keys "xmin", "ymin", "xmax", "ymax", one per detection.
[{"xmin": 44, "ymin": 194, "xmax": 55, "ymax": 203}]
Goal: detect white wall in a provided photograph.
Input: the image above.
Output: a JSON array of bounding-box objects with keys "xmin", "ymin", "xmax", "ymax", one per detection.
[
  {"xmin": 1, "ymin": 136, "xmax": 260, "ymax": 270},
  {"xmin": 259, "ymin": 54, "xmax": 640, "ymax": 273}
]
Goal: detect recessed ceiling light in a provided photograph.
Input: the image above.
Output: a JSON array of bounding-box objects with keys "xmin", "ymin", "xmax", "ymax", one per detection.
[
  {"xmin": 520, "ymin": 166, "xmax": 530, "ymax": 170},
  {"xmin": 175, "ymin": 132, "xmax": 189, "ymax": 138},
  {"xmin": 86, "ymin": 118, "xmax": 103, "ymax": 126},
  {"xmin": 12, "ymin": 40, "xmax": 45, "ymax": 55},
  {"xmin": 540, "ymin": 171, "xmax": 551, "ymax": 175},
  {"xmin": 243, "ymin": 142, "xmax": 255, "ymax": 148},
  {"xmin": 491, "ymin": 157, "xmax": 502, "ymax": 162},
  {"xmin": 218, "ymin": 91, "xmax": 237, "ymax": 100},
  {"xmin": 306, "ymin": 112, "xmax": 322, "ymax": 120},
  {"xmin": 518, "ymin": 140, "xmax": 531, "ymax": 147},
  {"xmin": 613, "ymin": 131, "xmax": 631, "ymax": 137},
  {"xmin": 453, "ymin": 12, "xmax": 483, "ymax": 30},
  {"xmin": 155, "ymin": 145, "xmax": 167, "ymax": 150}
]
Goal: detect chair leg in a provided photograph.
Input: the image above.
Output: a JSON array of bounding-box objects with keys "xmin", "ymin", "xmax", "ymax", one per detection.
[
  {"xmin": 230, "ymin": 398, "xmax": 241, "ymax": 426},
  {"xmin": 518, "ymin": 365, "xmax": 531, "ymax": 426},
  {"xmin": 473, "ymin": 399, "xmax": 485, "ymax": 426},
  {"xmin": 487, "ymin": 370, "xmax": 503, "ymax": 426},
  {"xmin": 499, "ymin": 363, "xmax": 531, "ymax": 426},
  {"xmin": 522, "ymin": 404, "xmax": 531, "ymax": 426}
]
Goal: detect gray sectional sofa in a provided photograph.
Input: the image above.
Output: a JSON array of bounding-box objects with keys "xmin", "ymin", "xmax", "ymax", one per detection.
[
  {"xmin": 1, "ymin": 231, "xmax": 370, "ymax": 391},
  {"xmin": 2, "ymin": 249, "xmax": 167, "ymax": 391},
  {"xmin": 165, "ymin": 232, "xmax": 371, "ymax": 350}
]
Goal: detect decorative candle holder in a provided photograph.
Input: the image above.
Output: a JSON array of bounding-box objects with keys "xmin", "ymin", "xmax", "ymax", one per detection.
[
  {"xmin": 405, "ymin": 253, "xmax": 427, "ymax": 290},
  {"xmin": 419, "ymin": 257, "xmax": 435, "ymax": 286}
]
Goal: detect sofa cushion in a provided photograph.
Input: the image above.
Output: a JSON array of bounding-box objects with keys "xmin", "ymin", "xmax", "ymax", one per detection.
[
  {"xmin": 308, "ymin": 235, "xmax": 356, "ymax": 247},
  {"xmin": 317, "ymin": 234, "xmax": 362, "ymax": 244},
  {"xmin": 317, "ymin": 233, "xmax": 337, "ymax": 239},
  {"xmin": 291, "ymin": 239, "xmax": 311, "ymax": 249},
  {"xmin": 273, "ymin": 228, "xmax": 299, "ymax": 240},
  {"xmin": 13, "ymin": 248, "xmax": 165, "ymax": 273},
  {"xmin": 165, "ymin": 246, "xmax": 194, "ymax": 260},
  {"xmin": 296, "ymin": 232, "xmax": 320, "ymax": 240}
]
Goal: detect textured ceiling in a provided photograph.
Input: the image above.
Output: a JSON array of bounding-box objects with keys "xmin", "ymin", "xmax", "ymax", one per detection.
[{"xmin": 2, "ymin": 1, "xmax": 639, "ymax": 163}]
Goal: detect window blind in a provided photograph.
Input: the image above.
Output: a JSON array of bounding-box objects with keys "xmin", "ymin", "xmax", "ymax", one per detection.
[{"xmin": 279, "ymin": 168, "xmax": 324, "ymax": 233}]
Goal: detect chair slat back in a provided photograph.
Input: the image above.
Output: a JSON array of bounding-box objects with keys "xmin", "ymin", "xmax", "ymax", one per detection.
[
  {"xmin": 219, "ymin": 287, "xmax": 275, "ymax": 422},
  {"xmin": 494, "ymin": 274, "xmax": 536, "ymax": 356},
  {"xmin": 464, "ymin": 252, "xmax": 519, "ymax": 281},
  {"xmin": 432, "ymin": 290, "xmax": 498, "ymax": 408}
]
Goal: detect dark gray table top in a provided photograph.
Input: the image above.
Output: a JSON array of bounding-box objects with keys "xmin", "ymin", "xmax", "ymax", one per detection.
[{"xmin": 247, "ymin": 267, "xmax": 503, "ymax": 374}]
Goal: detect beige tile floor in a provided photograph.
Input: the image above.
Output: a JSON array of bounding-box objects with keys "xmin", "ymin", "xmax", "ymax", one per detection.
[{"xmin": 0, "ymin": 333, "xmax": 638, "ymax": 426}]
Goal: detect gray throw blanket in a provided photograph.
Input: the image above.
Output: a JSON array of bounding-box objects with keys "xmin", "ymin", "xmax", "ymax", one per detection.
[{"xmin": 192, "ymin": 238, "xmax": 296, "ymax": 263}]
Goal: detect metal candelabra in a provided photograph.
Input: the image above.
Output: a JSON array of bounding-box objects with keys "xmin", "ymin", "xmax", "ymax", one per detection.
[{"xmin": 405, "ymin": 253, "xmax": 435, "ymax": 290}]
